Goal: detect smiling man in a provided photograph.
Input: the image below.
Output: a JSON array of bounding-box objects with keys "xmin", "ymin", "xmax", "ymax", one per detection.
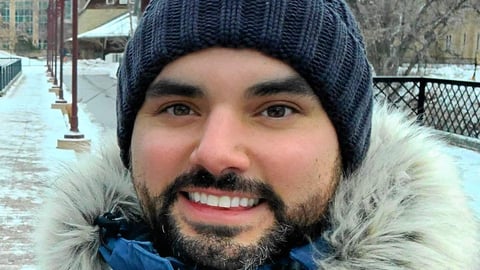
[
  {"xmin": 130, "ymin": 48, "xmax": 342, "ymax": 268},
  {"xmin": 36, "ymin": 0, "xmax": 479, "ymax": 269}
]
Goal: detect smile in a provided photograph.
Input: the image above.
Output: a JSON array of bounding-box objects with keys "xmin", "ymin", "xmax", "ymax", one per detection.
[{"xmin": 187, "ymin": 192, "xmax": 260, "ymax": 208}]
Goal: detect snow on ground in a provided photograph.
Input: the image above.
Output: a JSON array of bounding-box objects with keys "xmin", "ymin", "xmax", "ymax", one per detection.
[
  {"xmin": 0, "ymin": 51, "xmax": 479, "ymax": 269},
  {"xmin": 443, "ymin": 146, "xmax": 480, "ymax": 215},
  {"xmin": 0, "ymin": 56, "xmax": 102, "ymax": 269},
  {"xmin": 399, "ymin": 63, "xmax": 480, "ymax": 82},
  {"xmin": 428, "ymin": 65, "xmax": 479, "ymax": 82},
  {"xmin": 67, "ymin": 58, "xmax": 119, "ymax": 79}
]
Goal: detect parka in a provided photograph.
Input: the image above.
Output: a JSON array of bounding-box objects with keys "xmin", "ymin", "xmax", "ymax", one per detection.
[{"xmin": 35, "ymin": 105, "xmax": 480, "ymax": 269}]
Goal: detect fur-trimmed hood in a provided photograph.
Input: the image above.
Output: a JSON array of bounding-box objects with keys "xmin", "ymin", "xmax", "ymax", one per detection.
[{"xmin": 35, "ymin": 105, "xmax": 480, "ymax": 269}]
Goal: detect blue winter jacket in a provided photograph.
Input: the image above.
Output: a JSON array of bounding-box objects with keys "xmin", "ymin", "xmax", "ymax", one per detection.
[{"xmin": 99, "ymin": 235, "xmax": 329, "ymax": 270}]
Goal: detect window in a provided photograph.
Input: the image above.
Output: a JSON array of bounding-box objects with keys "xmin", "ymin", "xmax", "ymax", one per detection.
[
  {"xmin": 477, "ymin": 33, "xmax": 479, "ymax": 51},
  {"xmin": 446, "ymin": 35, "xmax": 452, "ymax": 50}
]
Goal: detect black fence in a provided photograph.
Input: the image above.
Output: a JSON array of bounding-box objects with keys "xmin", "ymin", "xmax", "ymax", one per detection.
[
  {"xmin": 373, "ymin": 76, "xmax": 480, "ymax": 139},
  {"xmin": 0, "ymin": 58, "xmax": 22, "ymax": 92}
]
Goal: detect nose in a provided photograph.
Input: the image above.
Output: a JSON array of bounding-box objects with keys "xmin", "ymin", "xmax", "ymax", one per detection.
[{"xmin": 189, "ymin": 108, "xmax": 250, "ymax": 176}]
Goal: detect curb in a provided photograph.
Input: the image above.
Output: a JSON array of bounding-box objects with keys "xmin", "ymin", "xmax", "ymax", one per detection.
[{"xmin": 435, "ymin": 130, "xmax": 480, "ymax": 152}]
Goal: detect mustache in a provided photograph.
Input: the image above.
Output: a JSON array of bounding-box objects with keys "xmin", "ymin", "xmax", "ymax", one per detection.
[{"xmin": 159, "ymin": 168, "xmax": 286, "ymax": 217}]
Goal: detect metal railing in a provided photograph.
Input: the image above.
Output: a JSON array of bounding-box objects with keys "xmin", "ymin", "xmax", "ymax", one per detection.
[
  {"xmin": 373, "ymin": 76, "xmax": 480, "ymax": 139},
  {"xmin": 0, "ymin": 58, "xmax": 22, "ymax": 92}
]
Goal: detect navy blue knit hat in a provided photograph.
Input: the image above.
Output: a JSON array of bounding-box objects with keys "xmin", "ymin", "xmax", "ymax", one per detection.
[{"xmin": 117, "ymin": 0, "xmax": 373, "ymax": 173}]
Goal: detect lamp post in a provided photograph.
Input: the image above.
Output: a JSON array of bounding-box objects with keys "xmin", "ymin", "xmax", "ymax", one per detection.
[
  {"xmin": 69, "ymin": 0, "xmax": 80, "ymax": 135},
  {"xmin": 47, "ymin": 0, "xmax": 53, "ymax": 77},
  {"xmin": 53, "ymin": 0, "xmax": 58, "ymax": 87},
  {"xmin": 57, "ymin": 0, "xmax": 90, "ymax": 151},
  {"xmin": 46, "ymin": 2, "xmax": 49, "ymax": 73},
  {"xmin": 141, "ymin": 0, "xmax": 150, "ymax": 13},
  {"xmin": 55, "ymin": 0, "xmax": 66, "ymax": 103}
]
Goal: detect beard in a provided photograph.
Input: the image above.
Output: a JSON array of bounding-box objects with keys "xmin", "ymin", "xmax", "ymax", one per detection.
[{"xmin": 133, "ymin": 166, "xmax": 339, "ymax": 270}]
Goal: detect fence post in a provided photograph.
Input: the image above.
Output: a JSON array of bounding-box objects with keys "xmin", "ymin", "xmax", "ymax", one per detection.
[
  {"xmin": 417, "ymin": 78, "xmax": 426, "ymax": 124},
  {"xmin": 7, "ymin": 64, "xmax": 11, "ymax": 85},
  {"xmin": 0, "ymin": 66, "xmax": 3, "ymax": 90},
  {"xmin": 2, "ymin": 66, "xmax": 5, "ymax": 90}
]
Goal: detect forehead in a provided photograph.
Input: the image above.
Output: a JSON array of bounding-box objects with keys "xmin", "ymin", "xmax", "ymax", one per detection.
[
  {"xmin": 153, "ymin": 47, "xmax": 301, "ymax": 86},
  {"xmin": 146, "ymin": 48, "xmax": 318, "ymax": 100}
]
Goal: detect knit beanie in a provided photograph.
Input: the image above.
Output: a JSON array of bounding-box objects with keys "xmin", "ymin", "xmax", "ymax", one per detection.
[{"xmin": 117, "ymin": 0, "xmax": 373, "ymax": 173}]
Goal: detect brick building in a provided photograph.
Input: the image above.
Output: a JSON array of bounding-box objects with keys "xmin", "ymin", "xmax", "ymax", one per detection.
[{"xmin": 0, "ymin": 0, "xmax": 90, "ymax": 55}]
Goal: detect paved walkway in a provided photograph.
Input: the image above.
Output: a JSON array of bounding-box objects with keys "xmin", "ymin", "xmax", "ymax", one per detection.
[{"xmin": 0, "ymin": 60, "xmax": 99, "ymax": 270}]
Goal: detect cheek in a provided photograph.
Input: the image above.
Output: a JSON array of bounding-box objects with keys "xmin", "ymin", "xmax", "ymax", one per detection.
[
  {"xmin": 260, "ymin": 131, "xmax": 340, "ymax": 207},
  {"xmin": 131, "ymin": 128, "xmax": 193, "ymax": 195},
  {"xmin": 263, "ymin": 140, "xmax": 340, "ymax": 226}
]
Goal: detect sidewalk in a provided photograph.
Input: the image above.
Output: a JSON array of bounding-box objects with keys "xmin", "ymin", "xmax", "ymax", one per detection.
[{"xmin": 0, "ymin": 60, "xmax": 100, "ymax": 269}]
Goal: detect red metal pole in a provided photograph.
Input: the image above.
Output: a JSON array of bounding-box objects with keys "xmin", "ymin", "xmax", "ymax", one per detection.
[
  {"xmin": 57, "ymin": 0, "xmax": 66, "ymax": 102},
  {"xmin": 68, "ymin": 0, "xmax": 81, "ymax": 136},
  {"xmin": 46, "ymin": 3, "xmax": 49, "ymax": 72},
  {"xmin": 141, "ymin": 0, "xmax": 150, "ymax": 13},
  {"xmin": 47, "ymin": 0, "xmax": 53, "ymax": 73},
  {"xmin": 53, "ymin": 0, "xmax": 58, "ymax": 86}
]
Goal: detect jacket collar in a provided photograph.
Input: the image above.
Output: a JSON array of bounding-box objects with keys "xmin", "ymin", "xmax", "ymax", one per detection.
[
  {"xmin": 94, "ymin": 212, "xmax": 329, "ymax": 269},
  {"xmin": 98, "ymin": 235, "xmax": 328, "ymax": 270},
  {"xmin": 35, "ymin": 104, "xmax": 480, "ymax": 269}
]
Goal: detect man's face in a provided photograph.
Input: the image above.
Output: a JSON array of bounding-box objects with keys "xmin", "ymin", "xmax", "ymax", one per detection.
[{"xmin": 131, "ymin": 48, "xmax": 341, "ymax": 269}]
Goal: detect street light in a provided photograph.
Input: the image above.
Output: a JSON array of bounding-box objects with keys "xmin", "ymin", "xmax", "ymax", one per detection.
[
  {"xmin": 70, "ymin": 0, "xmax": 79, "ymax": 135},
  {"xmin": 46, "ymin": 0, "xmax": 53, "ymax": 78},
  {"xmin": 141, "ymin": 0, "xmax": 150, "ymax": 13},
  {"xmin": 48, "ymin": 0, "xmax": 65, "ymax": 100},
  {"xmin": 55, "ymin": 0, "xmax": 66, "ymax": 103},
  {"xmin": 53, "ymin": 0, "xmax": 58, "ymax": 87},
  {"xmin": 57, "ymin": 0, "xmax": 90, "ymax": 151}
]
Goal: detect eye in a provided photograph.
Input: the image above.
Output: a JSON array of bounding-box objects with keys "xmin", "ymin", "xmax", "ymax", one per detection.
[
  {"xmin": 162, "ymin": 104, "xmax": 195, "ymax": 116},
  {"xmin": 261, "ymin": 105, "xmax": 296, "ymax": 118}
]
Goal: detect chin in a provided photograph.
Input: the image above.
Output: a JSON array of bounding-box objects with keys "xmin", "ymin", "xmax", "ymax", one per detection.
[{"xmin": 152, "ymin": 213, "xmax": 294, "ymax": 269}]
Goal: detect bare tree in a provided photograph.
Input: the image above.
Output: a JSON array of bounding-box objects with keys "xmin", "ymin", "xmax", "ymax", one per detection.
[{"xmin": 346, "ymin": 0, "xmax": 476, "ymax": 75}]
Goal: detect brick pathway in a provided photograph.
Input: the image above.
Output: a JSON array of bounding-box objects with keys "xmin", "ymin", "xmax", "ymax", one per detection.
[{"xmin": 0, "ymin": 61, "xmax": 95, "ymax": 270}]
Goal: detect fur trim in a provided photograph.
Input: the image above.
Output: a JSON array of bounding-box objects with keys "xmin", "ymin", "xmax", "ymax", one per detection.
[
  {"xmin": 318, "ymin": 105, "xmax": 480, "ymax": 269},
  {"xmin": 35, "ymin": 105, "xmax": 480, "ymax": 269},
  {"xmin": 35, "ymin": 142, "xmax": 142, "ymax": 270}
]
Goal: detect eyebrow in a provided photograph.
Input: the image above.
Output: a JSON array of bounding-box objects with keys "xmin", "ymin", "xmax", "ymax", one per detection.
[
  {"xmin": 145, "ymin": 80, "xmax": 204, "ymax": 98},
  {"xmin": 145, "ymin": 76, "xmax": 315, "ymax": 99},
  {"xmin": 245, "ymin": 76, "xmax": 315, "ymax": 98}
]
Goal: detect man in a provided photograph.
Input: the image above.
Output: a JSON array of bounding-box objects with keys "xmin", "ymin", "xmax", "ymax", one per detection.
[{"xmin": 36, "ymin": 0, "xmax": 479, "ymax": 269}]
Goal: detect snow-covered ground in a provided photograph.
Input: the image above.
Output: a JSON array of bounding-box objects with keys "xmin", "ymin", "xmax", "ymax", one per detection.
[
  {"xmin": 0, "ymin": 55, "xmax": 103, "ymax": 269},
  {"xmin": 0, "ymin": 51, "xmax": 479, "ymax": 269},
  {"xmin": 399, "ymin": 63, "xmax": 480, "ymax": 82}
]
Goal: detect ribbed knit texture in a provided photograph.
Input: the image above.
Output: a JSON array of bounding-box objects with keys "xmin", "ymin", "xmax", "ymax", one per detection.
[{"xmin": 117, "ymin": 0, "xmax": 373, "ymax": 173}]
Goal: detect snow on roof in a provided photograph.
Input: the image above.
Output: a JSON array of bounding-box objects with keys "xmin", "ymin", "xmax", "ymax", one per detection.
[{"xmin": 77, "ymin": 13, "xmax": 137, "ymax": 39}]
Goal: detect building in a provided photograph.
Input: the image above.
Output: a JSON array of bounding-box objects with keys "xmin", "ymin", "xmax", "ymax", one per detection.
[
  {"xmin": 432, "ymin": 9, "xmax": 480, "ymax": 64},
  {"xmin": 0, "ymin": 0, "xmax": 47, "ymax": 53},
  {"xmin": 74, "ymin": 0, "xmax": 132, "ymax": 59},
  {"xmin": 0, "ymin": 0, "xmax": 87, "ymax": 56}
]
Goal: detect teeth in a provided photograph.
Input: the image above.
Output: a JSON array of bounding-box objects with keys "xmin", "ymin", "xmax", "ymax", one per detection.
[
  {"xmin": 194, "ymin": 192, "xmax": 201, "ymax": 202},
  {"xmin": 207, "ymin": 195, "xmax": 218, "ymax": 207},
  {"xmin": 200, "ymin": 193, "xmax": 208, "ymax": 204},
  {"xmin": 218, "ymin": 196, "xmax": 230, "ymax": 208},
  {"xmin": 240, "ymin": 198, "xmax": 249, "ymax": 207},
  {"xmin": 187, "ymin": 192, "xmax": 259, "ymax": 208},
  {"xmin": 231, "ymin": 197, "xmax": 240, "ymax": 207}
]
